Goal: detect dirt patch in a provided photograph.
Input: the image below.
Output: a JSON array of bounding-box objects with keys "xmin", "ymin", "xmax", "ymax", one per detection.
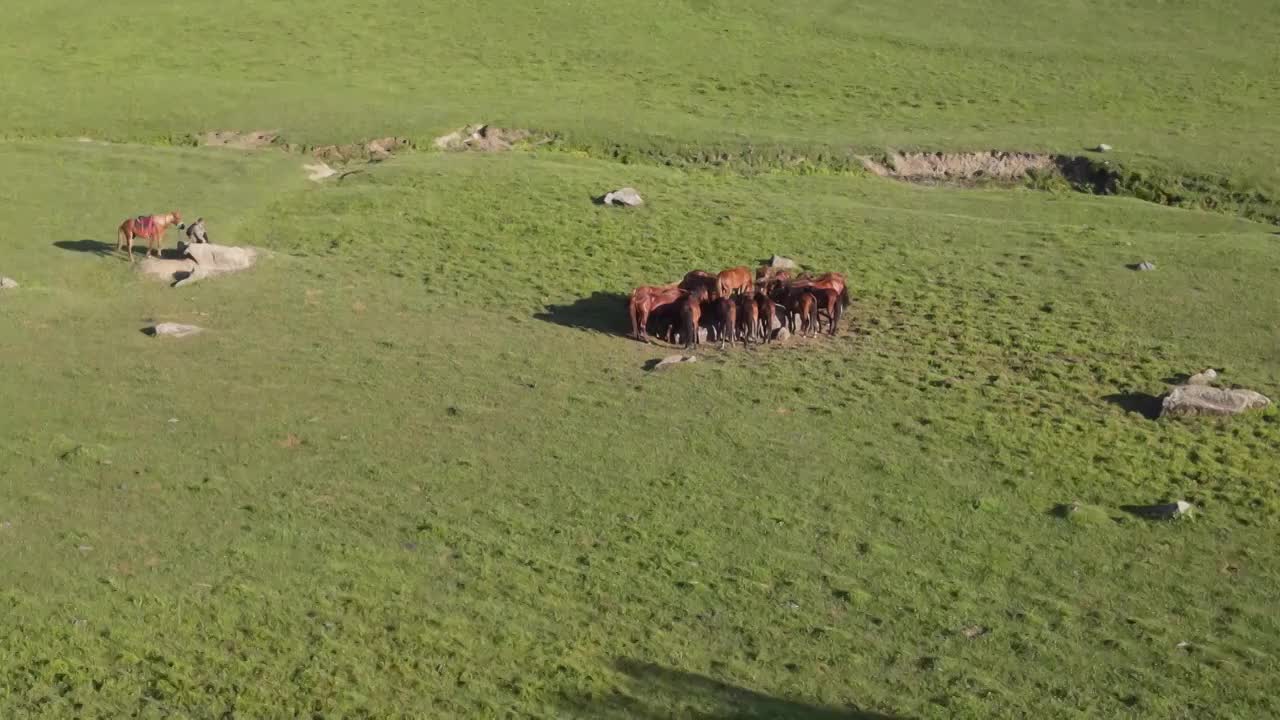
[
  {"xmin": 433, "ymin": 124, "xmax": 545, "ymax": 152},
  {"xmin": 312, "ymin": 136, "xmax": 412, "ymax": 164},
  {"xmin": 201, "ymin": 130, "xmax": 280, "ymax": 150},
  {"xmin": 861, "ymin": 151, "xmax": 1057, "ymax": 183}
]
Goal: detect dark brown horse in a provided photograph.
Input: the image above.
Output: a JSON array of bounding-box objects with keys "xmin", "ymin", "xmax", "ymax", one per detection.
[
  {"xmin": 680, "ymin": 270, "xmax": 719, "ymax": 297},
  {"xmin": 773, "ymin": 285, "xmax": 819, "ymax": 337},
  {"xmin": 628, "ymin": 283, "xmax": 682, "ymax": 342},
  {"xmin": 791, "ymin": 272, "xmax": 850, "ymax": 335},
  {"xmin": 117, "ymin": 211, "xmax": 183, "ymax": 261},
  {"xmin": 737, "ymin": 293, "xmax": 760, "ymax": 346},
  {"xmin": 716, "ymin": 266, "xmax": 753, "ymax": 298},
  {"xmin": 714, "ymin": 297, "xmax": 737, "ymax": 349},
  {"xmin": 679, "ymin": 286, "xmax": 711, "ymax": 350},
  {"xmin": 754, "ymin": 291, "xmax": 776, "ymax": 343}
]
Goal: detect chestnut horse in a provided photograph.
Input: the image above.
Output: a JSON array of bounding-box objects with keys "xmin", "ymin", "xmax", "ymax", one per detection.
[
  {"xmin": 628, "ymin": 283, "xmax": 682, "ymax": 342},
  {"xmin": 118, "ymin": 212, "xmax": 183, "ymax": 261},
  {"xmin": 716, "ymin": 266, "xmax": 753, "ymax": 298},
  {"xmin": 680, "ymin": 286, "xmax": 711, "ymax": 350}
]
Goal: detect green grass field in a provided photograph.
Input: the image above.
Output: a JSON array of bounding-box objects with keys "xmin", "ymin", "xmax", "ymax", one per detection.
[{"xmin": 2, "ymin": 2, "xmax": 1279, "ymax": 718}]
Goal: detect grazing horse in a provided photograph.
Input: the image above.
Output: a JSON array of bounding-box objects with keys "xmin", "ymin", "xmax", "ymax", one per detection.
[
  {"xmin": 679, "ymin": 286, "xmax": 711, "ymax": 350},
  {"xmin": 737, "ymin": 293, "xmax": 760, "ymax": 346},
  {"xmin": 754, "ymin": 291, "xmax": 776, "ymax": 343},
  {"xmin": 714, "ymin": 297, "xmax": 737, "ymax": 349},
  {"xmin": 118, "ymin": 212, "xmax": 183, "ymax": 261},
  {"xmin": 628, "ymin": 283, "xmax": 682, "ymax": 342},
  {"xmin": 680, "ymin": 270, "xmax": 719, "ymax": 297},
  {"xmin": 716, "ymin": 266, "xmax": 753, "ymax": 298}
]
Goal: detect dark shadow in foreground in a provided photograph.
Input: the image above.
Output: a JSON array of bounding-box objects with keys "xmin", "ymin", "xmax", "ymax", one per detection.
[
  {"xmin": 535, "ymin": 291, "xmax": 631, "ymax": 335},
  {"xmin": 1102, "ymin": 392, "xmax": 1163, "ymax": 420},
  {"xmin": 559, "ymin": 658, "xmax": 905, "ymax": 720}
]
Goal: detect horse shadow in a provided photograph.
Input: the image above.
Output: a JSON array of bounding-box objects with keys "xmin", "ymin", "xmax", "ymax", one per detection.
[
  {"xmin": 53, "ymin": 239, "xmax": 187, "ymax": 261},
  {"xmin": 1102, "ymin": 392, "xmax": 1163, "ymax": 420},
  {"xmin": 535, "ymin": 291, "xmax": 631, "ymax": 335},
  {"xmin": 558, "ymin": 658, "xmax": 904, "ymax": 719},
  {"xmin": 53, "ymin": 239, "xmax": 118, "ymax": 258}
]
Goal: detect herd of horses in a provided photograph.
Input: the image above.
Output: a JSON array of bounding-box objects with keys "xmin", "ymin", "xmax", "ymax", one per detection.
[{"xmin": 628, "ymin": 264, "xmax": 850, "ymax": 348}]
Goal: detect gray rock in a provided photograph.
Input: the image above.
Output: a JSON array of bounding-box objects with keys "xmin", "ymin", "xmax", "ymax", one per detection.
[
  {"xmin": 1134, "ymin": 261, "xmax": 1155, "ymax": 271},
  {"xmin": 603, "ymin": 187, "xmax": 644, "ymax": 207},
  {"xmin": 0, "ymin": 276, "xmax": 17, "ymax": 290},
  {"xmin": 1095, "ymin": 144, "xmax": 1113, "ymax": 153},
  {"xmin": 768, "ymin": 255, "xmax": 799, "ymax": 270},
  {"xmin": 147, "ymin": 322, "xmax": 203, "ymax": 338},
  {"xmin": 697, "ymin": 327, "xmax": 709, "ymax": 344},
  {"xmin": 1186, "ymin": 369, "xmax": 1218, "ymax": 386},
  {"xmin": 654, "ymin": 355, "xmax": 697, "ymax": 370},
  {"xmin": 1121, "ymin": 500, "xmax": 1193, "ymax": 520},
  {"xmin": 1161, "ymin": 384, "xmax": 1270, "ymax": 417},
  {"xmin": 774, "ymin": 326, "xmax": 791, "ymax": 342}
]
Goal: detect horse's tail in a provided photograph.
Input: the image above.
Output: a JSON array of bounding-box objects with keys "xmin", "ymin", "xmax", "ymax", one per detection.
[{"xmin": 839, "ymin": 285, "xmax": 850, "ymax": 308}]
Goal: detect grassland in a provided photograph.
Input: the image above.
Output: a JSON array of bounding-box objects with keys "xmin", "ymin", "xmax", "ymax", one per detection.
[{"xmin": 2, "ymin": 1, "xmax": 1279, "ymax": 718}]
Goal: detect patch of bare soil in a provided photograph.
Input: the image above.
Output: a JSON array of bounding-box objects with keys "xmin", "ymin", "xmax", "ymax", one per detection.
[
  {"xmin": 312, "ymin": 136, "xmax": 412, "ymax": 164},
  {"xmin": 201, "ymin": 130, "xmax": 279, "ymax": 150},
  {"xmin": 432, "ymin": 124, "xmax": 545, "ymax": 152},
  {"xmin": 861, "ymin": 151, "xmax": 1057, "ymax": 183}
]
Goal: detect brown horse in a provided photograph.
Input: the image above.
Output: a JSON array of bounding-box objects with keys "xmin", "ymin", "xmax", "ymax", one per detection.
[
  {"xmin": 714, "ymin": 297, "xmax": 737, "ymax": 349},
  {"xmin": 679, "ymin": 286, "xmax": 711, "ymax": 350},
  {"xmin": 792, "ymin": 272, "xmax": 850, "ymax": 334},
  {"xmin": 716, "ymin": 266, "xmax": 753, "ymax": 298},
  {"xmin": 680, "ymin": 270, "xmax": 719, "ymax": 297},
  {"xmin": 118, "ymin": 212, "xmax": 183, "ymax": 261},
  {"xmin": 774, "ymin": 285, "xmax": 819, "ymax": 337},
  {"xmin": 628, "ymin": 283, "xmax": 682, "ymax": 342}
]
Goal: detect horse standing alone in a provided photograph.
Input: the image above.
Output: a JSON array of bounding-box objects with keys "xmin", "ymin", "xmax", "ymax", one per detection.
[{"xmin": 117, "ymin": 212, "xmax": 183, "ymax": 261}]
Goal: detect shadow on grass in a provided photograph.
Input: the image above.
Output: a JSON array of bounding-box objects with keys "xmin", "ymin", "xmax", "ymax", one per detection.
[
  {"xmin": 1102, "ymin": 392, "xmax": 1163, "ymax": 420},
  {"xmin": 53, "ymin": 239, "xmax": 187, "ymax": 261},
  {"xmin": 560, "ymin": 659, "xmax": 904, "ymax": 719},
  {"xmin": 54, "ymin": 239, "xmax": 119, "ymax": 258},
  {"xmin": 535, "ymin": 291, "xmax": 631, "ymax": 335}
]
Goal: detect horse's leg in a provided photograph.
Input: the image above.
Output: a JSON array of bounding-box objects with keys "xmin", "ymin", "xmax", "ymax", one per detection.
[{"xmin": 126, "ymin": 232, "xmax": 135, "ymax": 262}]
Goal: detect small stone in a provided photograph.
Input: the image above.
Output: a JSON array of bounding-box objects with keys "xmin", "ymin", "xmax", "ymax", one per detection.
[
  {"xmin": 0, "ymin": 276, "xmax": 17, "ymax": 290},
  {"xmin": 1121, "ymin": 500, "xmax": 1194, "ymax": 520},
  {"xmin": 1095, "ymin": 144, "xmax": 1112, "ymax": 153},
  {"xmin": 147, "ymin": 322, "xmax": 203, "ymax": 338},
  {"xmin": 774, "ymin": 326, "xmax": 792, "ymax": 342},
  {"xmin": 1134, "ymin": 261, "xmax": 1155, "ymax": 271},
  {"xmin": 1186, "ymin": 369, "xmax": 1218, "ymax": 386},
  {"xmin": 168, "ymin": 418, "xmax": 179, "ymax": 424},
  {"xmin": 961, "ymin": 625, "xmax": 990, "ymax": 639},
  {"xmin": 77, "ymin": 545, "xmax": 93, "ymax": 552},
  {"xmin": 653, "ymin": 355, "xmax": 698, "ymax": 370},
  {"xmin": 602, "ymin": 187, "xmax": 644, "ymax": 207}
]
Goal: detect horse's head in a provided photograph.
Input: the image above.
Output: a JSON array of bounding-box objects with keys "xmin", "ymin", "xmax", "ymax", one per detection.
[{"xmin": 171, "ymin": 211, "xmax": 184, "ymax": 230}]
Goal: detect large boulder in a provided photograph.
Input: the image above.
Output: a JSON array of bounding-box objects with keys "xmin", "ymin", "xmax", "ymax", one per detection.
[
  {"xmin": 1161, "ymin": 384, "xmax": 1271, "ymax": 418},
  {"xmin": 184, "ymin": 243, "xmax": 256, "ymax": 273}
]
